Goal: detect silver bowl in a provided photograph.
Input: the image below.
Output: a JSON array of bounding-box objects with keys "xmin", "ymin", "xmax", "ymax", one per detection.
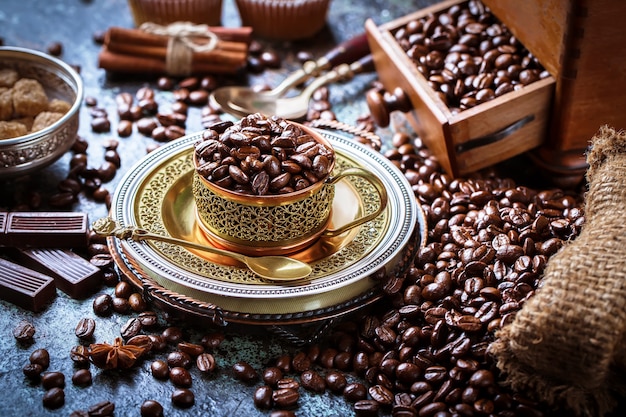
[{"xmin": 0, "ymin": 46, "xmax": 83, "ymax": 179}]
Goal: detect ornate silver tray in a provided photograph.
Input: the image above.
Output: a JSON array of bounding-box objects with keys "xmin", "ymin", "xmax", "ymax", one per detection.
[{"xmin": 108, "ymin": 129, "xmax": 426, "ymax": 328}]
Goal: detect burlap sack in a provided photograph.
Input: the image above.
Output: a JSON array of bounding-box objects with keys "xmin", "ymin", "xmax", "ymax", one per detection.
[{"xmin": 490, "ymin": 125, "xmax": 626, "ymax": 416}]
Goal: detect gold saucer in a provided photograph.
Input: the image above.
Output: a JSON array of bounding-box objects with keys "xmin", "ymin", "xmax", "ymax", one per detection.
[{"xmin": 108, "ymin": 129, "xmax": 425, "ymax": 322}]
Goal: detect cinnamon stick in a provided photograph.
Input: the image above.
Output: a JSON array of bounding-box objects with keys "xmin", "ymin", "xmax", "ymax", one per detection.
[
  {"xmin": 106, "ymin": 43, "xmax": 247, "ymax": 67},
  {"xmin": 98, "ymin": 47, "xmax": 244, "ymax": 75},
  {"xmin": 98, "ymin": 25, "xmax": 250, "ymax": 76},
  {"xmin": 106, "ymin": 27, "xmax": 248, "ymax": 53}
]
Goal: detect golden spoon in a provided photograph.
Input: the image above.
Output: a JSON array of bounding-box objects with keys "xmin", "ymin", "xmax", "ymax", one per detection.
[{"xmin": 91, "ymin": 217, "xmax": 312, "ymax": 282}]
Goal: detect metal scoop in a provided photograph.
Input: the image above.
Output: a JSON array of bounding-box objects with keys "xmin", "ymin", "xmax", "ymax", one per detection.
[
  {"xmin": 213, "ymin": 54, "xmax": 374, "ymax": 119},
  {"xmin": 92, "ymin": 217, "xmax": 312, "ymax": 282},
  {"xmin": 210, "ymin": 33, "xmax": 372, "ymax": 118}
]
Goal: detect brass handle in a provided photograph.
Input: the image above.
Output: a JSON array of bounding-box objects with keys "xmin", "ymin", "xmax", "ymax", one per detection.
[{"xmin": 321, "ymin": 167, "xmax": 388, "ymax": 238}]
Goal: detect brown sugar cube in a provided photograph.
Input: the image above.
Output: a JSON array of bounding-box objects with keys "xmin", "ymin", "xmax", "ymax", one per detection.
[
  {"xmin": 0, "ymin": 68, "xmax": 19, "ymax": 88},
  {"xmin": 13, "ymin": 116, "xmax": 34, "ymax": 131},
  {"xmin": 0, "ymin": 120, "xmax": 28, "ymax": 139},
  {"xmin": 12, "ymin": 78, "xmax": 48, "ymax": 117},
  {"xmin": 31, "ymin": 111, "xmax": 63, "ymax": 132},
  {"xmin": 0, "ymin": 87, "xmax": 13, "ymax": 121},
  {"xmin": 47, "ymin": 98, "xmax": 71, "ymax": 114}
]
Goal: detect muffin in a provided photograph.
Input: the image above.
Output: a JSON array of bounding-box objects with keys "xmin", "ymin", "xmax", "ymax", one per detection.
[
  {"xmin": 127, "ymin": 0, "xmax": 223, "ymax": 26},
  {"xmin": 235, "ymin": 0, "xmax": 331, "ymax": 40}
]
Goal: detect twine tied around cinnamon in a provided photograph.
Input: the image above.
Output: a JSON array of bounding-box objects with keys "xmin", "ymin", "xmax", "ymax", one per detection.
[{"xmin": 139, "ymin": 21, "xmax": 219, "ymax": 76}]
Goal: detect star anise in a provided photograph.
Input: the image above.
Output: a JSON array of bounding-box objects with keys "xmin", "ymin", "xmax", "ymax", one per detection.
[{"xmin": 89, "ymin": 337, "xmax": 146, "ymax": 370}]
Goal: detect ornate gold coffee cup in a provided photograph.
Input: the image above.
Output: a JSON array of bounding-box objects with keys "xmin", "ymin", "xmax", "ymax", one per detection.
[{"xmin": 191, "ymin": 116, "xmax": 387, "ymax": 256}]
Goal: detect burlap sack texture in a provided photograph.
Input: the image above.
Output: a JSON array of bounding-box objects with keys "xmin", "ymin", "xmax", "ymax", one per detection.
[{"xmin": 489, "ymin": 125, "xmax": 626, "ymax": 416}]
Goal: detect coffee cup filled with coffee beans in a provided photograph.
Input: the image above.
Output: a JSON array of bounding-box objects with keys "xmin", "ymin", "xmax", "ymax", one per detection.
[{"xmin": 192, "ymin": 113, "xmax": 388, "ymax": 256}]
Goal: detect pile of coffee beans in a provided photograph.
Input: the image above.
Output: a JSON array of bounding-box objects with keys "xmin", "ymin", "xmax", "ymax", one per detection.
[
  {"xmin": 10, "ymin": 22, "xmax": 588, "ymax": 416},
  {"xmin": 393, "ymin": 0, "xmax": 550, "ymax": 112},
  {"xmin": 16, "ymin": 120, "xmax": 584, "ymax": 415},
  {"xmin": 194, "ymin": 113, "xmax": 335, "ymax": 195}
]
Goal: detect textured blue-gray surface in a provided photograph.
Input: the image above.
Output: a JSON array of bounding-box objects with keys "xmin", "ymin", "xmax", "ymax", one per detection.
[{"xmin": 0, "ymin": 0, "xmax": 434, "ymax": 415}]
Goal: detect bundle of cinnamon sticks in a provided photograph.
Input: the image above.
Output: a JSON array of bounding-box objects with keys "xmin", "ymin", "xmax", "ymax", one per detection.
[{"xmin": 98, "ymin": 25, "xmax": 252, "ymax": 76}]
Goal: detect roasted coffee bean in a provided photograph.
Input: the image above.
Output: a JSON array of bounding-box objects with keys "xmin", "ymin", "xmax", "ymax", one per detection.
[
  {"xmin": 137, "ymin": 311, "xmax": 158, "ymax": 327},
  {"xmin": 151, "ymin": 360, "xmax": 169, "ymax": 380},
  {"xmin": 93, "ymin": 293, "xmax": 113, "ymax": 316},
  {"xmin": 72, "ymin": 368, "xmax": 92, "ymax": 387},
  {"xmin": 111, "ymin": 297, "xmax": 131, "ymax": 314},
  {"xmin": 157, "ymin": 77, "xmax": 174, "ymax": 90},
  {"xmin": 344, "ymin": 382, "xmax": 368, "ymax": 402},
  {"xmin": 276, "ymin": 377, "xmax": 300, "ymax": 391},
  {"xmin": 128, "ymin": 292, "xmax": 147, "ymax": 311},
  {"xmin": 169, "ymin": 366, "xmax": 192, "ymax": 387},
  {"xmin": 47, "ymin": 41, "xmax": 63, "ymax": 56},
  {"xmin": 13, "ymin": 320, "xmax": 35, "ymax": 343},
  {"xmin": 137, "ymin": 117, "xmax": 158, "ymax": 135},
  {"xmin": 140, "ymin": 400, "xmax": 164, "ymax": 417},
  {"xmin": 325, "ymin": 370, "xmax": 347, "ymax": 393},
  {"xmin": 70, "ymin": 345, "xmax": 90, "ymax": 367},
  {"xmin": 253, "ymin": 385, "xmax": 273, "ymax": 409},
  {"xmin": 23, "ymin": 363, "xmax": 43, "ymax": 381},
  {"xmin": 171, "ymin": 388, "xmax": 194, "ymax": 408},
  {"xmin": 113, "ymin": 281, "xmax": 133, "ymax": 298},
  {"xmin": 260, "ymin": 50, "xmax": 281, "ymax": 68},
  {"xmin": 200, "ymin": 332, "xmax": 225, "ymax": 350},
  {"xmin": 262, "ymin": 366, "xmax": 283, "ymax": 387},
  {"xmin": 291, "ymin": 351, "xmax": 311, "ymax": 373},
  {"xmin": 42, "ymin": 371, "xmax": 65, "ymax": 389},
  {"xmin": 272, "ymin": 388, "xmax": 299, "ymax": 408},
  {"xmin": 188, "ymin": 90, "xmax": 209, "ymax": 106},
  {"xmin": 126, "ymin": 335, "xmax": 153, "ymax": 352},
  {"xmin": 30, "ymin": 348, "xmax": 50, "ymax": 369},
  {"xmin": 42, "ymin": 387, "xmax": 65, "ymax": 409},
  {"xmin": 120, "ymin": 317, "xmax": 142, "ymax": 339},
  {"xmin": 167, "ymin": 351, "xmax": 192, "ymax": 369},
  {"xmin": 354, "ymin": 399, "xmax": 381, "ymax": 417},
  {"xmin": 86, "ymin": 401, "xmax": 115, "ymax": 417},
  {"xmin": 49, "ymin": 191, "xmax": 76, "ymax": 207},
  {"xmin": 91, "ymin": 116, "xmax": 111, "ymax": 133},
  {"xmin": 148, "ymin": 335, "xmax": 167, "ymax": 352},
  {"xmin": 196, "ymin": 353, "xmax": 216, "ymax": 373},
  {"xmin": 97, "ymin": 161, "xmax": 117, "ymax": 182},
  {"xmin": 233, "ymin": 361, "xmax": 258, "ymax": 383},
  {"xmin": 177, "ymin": 342, "xmax": 204, "ymax": 357},
  {"xmin": 117, "ymin": 119, "xmax": 133, "ymax": 137},
  {"xmin": 162, "ymin": 326, "xmax": 184, "ymax": 344},
  {"xmin": 300, "ymin": 369, "xmax": 325, "ymax": 393},
  {"xmin": 75, "ymin": 318, "xmax": 96, "ymax": 339}
]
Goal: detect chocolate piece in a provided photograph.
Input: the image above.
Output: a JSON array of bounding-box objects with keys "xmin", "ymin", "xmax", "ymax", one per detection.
[
  {"xmin": 14, "ymin": 248, "xmax": 102, "ymax": 299},
  {"xmin": 0, "ymin": 212, "xmax": 6, "ymax": 235},
  {"xmin": 0, "ymin": 257, "xmax": 56, "ymax": 312},
  {"xmin": 3, "ymin": 212, "xmax": 89, "ymax": 248}
]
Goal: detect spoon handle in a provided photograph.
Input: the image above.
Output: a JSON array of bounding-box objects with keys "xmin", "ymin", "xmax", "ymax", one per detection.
[
  {"xmin": 322, "ymin": 32, "xmax": 370, "ymax": 68},
  {"xmin": 272, "ymin": 32, "xmax": 370, "ymax": 97},
  {"xmin": 91, "ymin": 217, "xmax": 248, "ymax": 263},
  {"xmin": 302, "ymin": 54, "xmax": 375, "ymax": 96}
]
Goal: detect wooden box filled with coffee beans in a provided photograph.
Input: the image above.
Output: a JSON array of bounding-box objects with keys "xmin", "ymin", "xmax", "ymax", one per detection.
[
  {"xmin": 482, "ymin": 0, "xmax": 626, "ymax": 186},
  {"xmin": 365, "ymin": 0, "xmax": 556, "ymax": 177}
]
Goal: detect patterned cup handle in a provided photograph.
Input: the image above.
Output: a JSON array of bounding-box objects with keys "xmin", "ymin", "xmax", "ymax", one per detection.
[{"xmin": 320, "ymin": 167, "xmax": 388, "ymax": 238}]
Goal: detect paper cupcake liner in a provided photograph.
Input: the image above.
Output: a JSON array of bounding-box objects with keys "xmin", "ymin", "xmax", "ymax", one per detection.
[
  {"xmin": 235, "ymin": 0, "xmax": 331, "ymax": 40},
  {"xmin": 128, "ymin": 0, "xmax": 223, "ymax": 26}
]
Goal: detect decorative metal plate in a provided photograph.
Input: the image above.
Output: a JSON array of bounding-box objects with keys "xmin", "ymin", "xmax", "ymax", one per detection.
[{"xmin": 108, "ymin": 129, "xmax": 425, "ymax": 323}]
